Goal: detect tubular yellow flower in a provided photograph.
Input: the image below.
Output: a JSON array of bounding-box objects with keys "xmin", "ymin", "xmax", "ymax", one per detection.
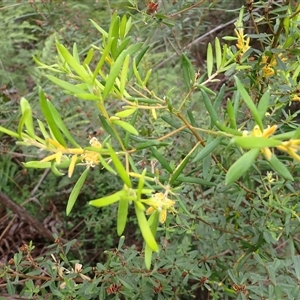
[
  {"xmin": 235, "ymin": 28, "xmax": 250, "ymax": 54},
  {"xmin": 145, "ymin": 192, "xmax": 175, "ymax": 224},
  {"xmin": 276, "ymin": 139, "xmax": 300, "ymax": 163},
  {"xmin": 292, "ymin": 94, "xmax": 300, "ymax": 101},
  {"xmin": 244, "ymin": 125, "xmax": 277, "ymax": 160},
  {"xmin": 80, "ymin": 137, "xmax": 102, "ymax": 167},
  {"xmin": 68, "ymin": 154, "xmax": 78, "ymax": 178}
]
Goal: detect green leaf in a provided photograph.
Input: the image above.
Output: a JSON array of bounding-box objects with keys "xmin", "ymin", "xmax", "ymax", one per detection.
[
  {"xmin": 226, "ymin": 100, "xmax": 237, "ymax": 130},
  {"xmin": 192, "ymin": 137, "xmax": 223, "ymax": 163},
  {"xmin": 137, "ymin": 168, "xmax": 147, "ymax": 201},
  {"xmin": 234, "ymin": 76, "xmax": 263, "ymax": 131},
  {"xmin": 268, "ymin": 155, "xmax": 294, "ymax": 181},
  {"xmin": 117, "ymin": 197, "xmax": 129, "ymax": 236},
  {"xmin": 56, "ymin": 41, "xmax": 89, "ymax": 82},
  {"xmin": 23, "ymin": 161, "xmax": 51, "ymax": 168},
  {"xmin": 20, "ymin": 98, "xmax": 35, "ymax": 138},
  {"xmin": 225, "ymin": 148, "xmax": 260, "ymax": 184},
  {"xmin": 113, "ymin": 120, "xmax": 138, "ymax": 135},
  {"xmin": 98, "ymin": 156, "xmax": 117, "ymax": 175},
  {"xmin": 215, "ymin": 37, "xmax": 222, "ymax": 69},
  {"xmin": 83, "ymin": 48, "xmax": 94, "ymax": 65},
  {"xmin": 51, "ymin": 161, "xmax": 64, "ymax": 176},
  {"xmin": 233, "ymin": 136, "xmax": 281, "ymax": 148},
  {"xmin": 0, "ymin": 126, "xmax": 19, "ymax": 139},
  {"xmin": 144, "ymin": 211, "xmax": 159, "ymax": 269},
  {"xmin": 181, "ymin": 53, "xmax": 195, "ymax": 89},
  {"xmin": 103, "ymin": 43, "xmax": 142, "ymax": 100},
  {"xmin": 107, "ymin": 144, "xmax": 132, "ymax": 187},
  {"xmin": 115, "ymin": 108, "xmax": 137, "ymax": 118},
  {"xmin": 135, "ymin": 202, "xmax": 158, "ymax": 252},
  {"xmin": 90, "ymin": 19, "xmax": 108, "ymax": 37},
  {"xmin": 207, "ymin": 42, "xmax": 213, "ymax": 77},
  {"xmin": 66, "ymin": 167, "xmax": 89, "ymax": 215},
  {"xmin": 257, "ymin": 90, "xmax": 270, "ymax": 120},
  {"xmin": 119, "ymin": 54, "xmax": 130, "ymax": 96},
  {"xmin": 128, "ymin": 45, "xmax": 149, "ymax": 80},
  {"xmin": 47, "ymin": 101, "xmax": 80, "ymax": 148},
  {"xmin": 46, "ymin": 75, "xmax": 87, "ymax": 95},
  {"xmin": 150, "ymin": 147, "xmax": 173, "ymax": 173},
  {"xmin": 89, "ymin": 190, "xmax": 124, "ymax": 207},
  {"xmin": 98, "ymin": 115, "xmax": 118, "ymax": 140},
  {"xmin": 170, "ymin": 152, "xmax": 191, "ymax": 184},
  {"xmin": 39, "ymin": 88, "xmax": 67, "ymax": 147},
  {"xmin": 119, "ymin": 15, "xmax": 127, "ymax": 40}
]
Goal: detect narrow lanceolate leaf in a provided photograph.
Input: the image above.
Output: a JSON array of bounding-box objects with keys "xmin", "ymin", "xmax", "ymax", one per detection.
[
  {"xmin": 234, "ymin": 76, "xmax": 263, "ymax": 131},
  {"xmin": 215, "ymin": 37, "xmax": 222, "ymax": 69},
  {"xmin": 113, "ymin": 120, "xmax": 139, "ymax": 135},
  {"xmin": 137, "ymin": 168, "xmax": 147, "ymax": 201},
  {"xmin": 144, "ymin": 211, "xmax": 159, "ymax": 269},
  {"xmin": 257, "ymin": 90, "xmax": 270, "ymax": 120},
  {"xmin": 170, "ymin": 151, "xmax": 192, "ymax": 184},
  {"xmin": 20, "ymin": 98, "xmax": 35, "ymax": 138},
  {"xmin": 107, "ymin": 144, "xmax": 132, "ymax": 188},
  {"xmin": 115, "ymin": 108, "xmax": 137, "ymax": 118},
  {"xmin": 47, "ymin": 101, "xmax": 80, "ymax": 148},
  {"xmin": 46, "ymin": 75, "xmax": 87, "ymax": 95},
  {"xmin": 227, "ymin": 100, "xmax": 237, "ymax": 130},
  {"xmin": 89, "ymin": 190, "xmax": 124, "ymax": 207},
  {"xmin": 268, "ymin": 155, "xmax": 294, "ymax": 181},
  {"xmin": 207, "ymin": 43, "xmax": 213, "ymax": 77},
  {"xmin": 181, "ymin": 53, "xmax": 195, "ymax": 89},
  {"xmin": 66, "ymin": 167, "xmax": 90, "ymax": 215},
  {"xmin": 103, "ymin": 43, "xmax": 142, "ymax": 100},
  {"xmin": 117, "ymin": 197, "xmax": 129, "ymax": 236},
  {"xmin": 233, "ymin": 136, "xmax": 281, "ymax": 149},
  {"xmin": 135, "ymin": 202, "xmax": 158, "ymax": 252},
  {"xmin": 39, "ymin": 88, "xmax": 67, "ymax": 147},
  {"xmin": 56, "ymin": 41, "xmax": 89, "ymax": 81},
  {"xmin": 150, "ymin": 147, "xmax": 173, "ymax": 173},
  {"xmin": 0, "ymin": 126, "xmax": 19, "ymax": 139},
  {"xmin": 192, "ymin": 137, "xmax": 223, "ymax": 163},
  {"xmin": 225, "ymin": 148, "xmax": 260, "ymax": 185},
  {"xmin": 119, "ymin": 54, "xmax": 130, "ymax": 96}
]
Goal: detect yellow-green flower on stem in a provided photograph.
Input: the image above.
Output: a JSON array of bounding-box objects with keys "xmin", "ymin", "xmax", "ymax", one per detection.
[
  {"xmin": 276, "ymin": 139, "xmax": 300, "ymax": 163},
  {"xmin": 145, "ymin": 192, "xmax": 175, "ymax": 224},
  {"xmin": 292, "ymin": 94, "xmax": 300, "ymax": 101},
  {"xmin": 235, "ymin": 27, "xmax": 250, "ymax": 55},
  {"xmin": 260, "ymin": 53, "xmax": 286, "ymax": 78},
  {"xmin": 243, "ymin": 125, "xmax": 277, "ymax": 160},
  {"xmin": 39, "ymin": 137, "xmax": 102, "ymax": 178}
]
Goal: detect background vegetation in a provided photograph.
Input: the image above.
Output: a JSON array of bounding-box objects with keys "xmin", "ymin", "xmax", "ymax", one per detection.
[{"xmin": 1, "ymin": 0, "xmax": 300, "ymax": 299}]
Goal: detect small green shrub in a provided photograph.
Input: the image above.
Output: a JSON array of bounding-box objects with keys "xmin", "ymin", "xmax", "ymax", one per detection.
[{"xmin": 2, "ymin": 1, "xmax": 300, "ymax": 299}]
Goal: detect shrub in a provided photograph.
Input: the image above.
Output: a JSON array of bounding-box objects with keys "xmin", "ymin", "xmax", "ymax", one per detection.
[{"xmin": 2, "ymin": 1, "xmax": 300, "ymax": 299}]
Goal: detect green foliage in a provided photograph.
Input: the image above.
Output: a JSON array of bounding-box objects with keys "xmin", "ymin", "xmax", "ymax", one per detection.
[{"xmin": 2, "ymin": 0, "xmax": 300, "ymax": 299}]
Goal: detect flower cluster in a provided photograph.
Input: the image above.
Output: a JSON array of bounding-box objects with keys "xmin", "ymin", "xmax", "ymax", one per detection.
[
  {"xmin": 39, "ymin": 137, "xmax": 102, "ymax": 178},
  {"xmin": 260, "ymin": 53, "xmax": 286, "ymax": 78},
  {"xmin": 244, "ymin": 125, "xmax": 300, "ymax": 163},
  {"xmin": 145, "ymin": 192, "xmax": 175, "ymax": 224},
  {"xmin": 235, "ymin": 27, "xmax": 250, "ymax": 55},
  {"xmin": 243, "ymin": 125, "xmax": 277, "ymax": 160}
]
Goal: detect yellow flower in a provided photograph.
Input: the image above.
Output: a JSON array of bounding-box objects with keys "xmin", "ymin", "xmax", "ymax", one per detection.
[
  {"xmin": 260, "ymin": 53, "xmax": 286, "ymax": 78},
  {"xmin": 243, "ymin": 125, "xmax": 277, "ymax": 160},
  {"xmin": 235, "ymin": 28, "xmax": 250, "ymax": 54},
  {"xmin": 293, "ymin": 94, "xmax": 300, "ymax": 101},
  {"xmin": 80, "ymin": 137, "xmax": 102, "ymax": 168},
  {"xmin": 145, "ymin": 192, "xmax": 175, "ymax": 224},
  {"xmin": 276, "ymin": 139, "xmax": 300, "ymax": 163},
  {"xmin": 39, "ymin": 137, "xmax": 102, "ymax": 178}
]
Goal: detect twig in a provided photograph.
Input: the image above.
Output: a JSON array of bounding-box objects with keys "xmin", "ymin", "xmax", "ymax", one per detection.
[{"xmin": 0, "ymin": 191, "xmax": 55, "ymax": 242}]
